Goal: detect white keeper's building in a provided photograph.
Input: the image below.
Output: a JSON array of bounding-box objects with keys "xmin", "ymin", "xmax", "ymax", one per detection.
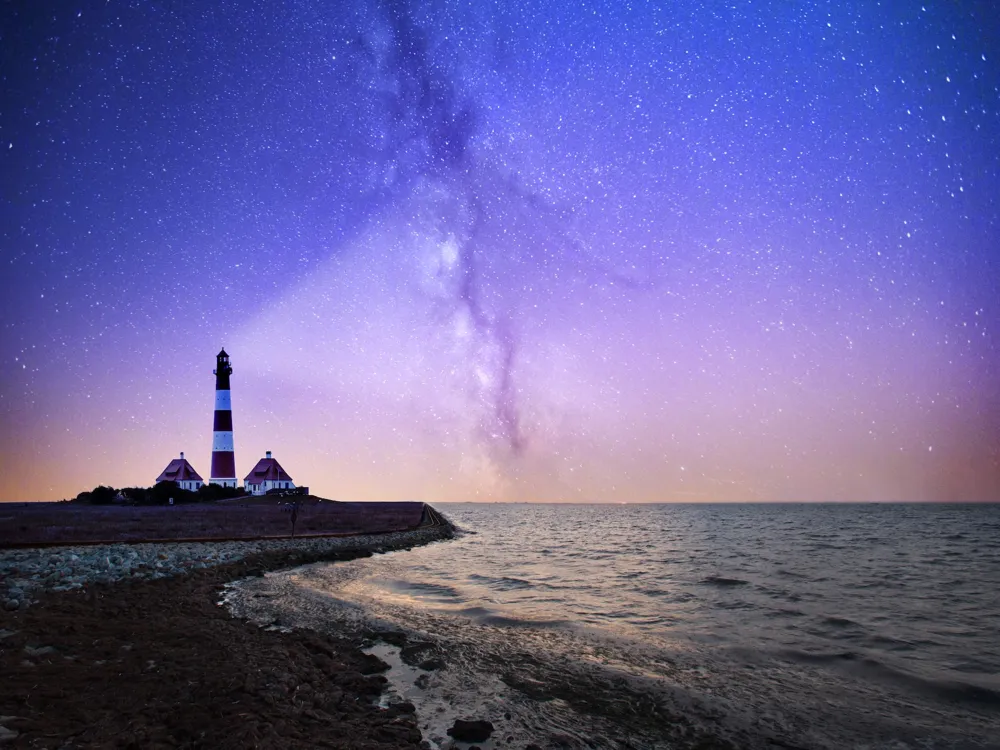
[
  {"xmin": 243, "ymin": 451, "xmax": 296, "ymax": 495},
  {"xmin": 155, "ymin": 452, "xmax": 204, "ymax": 492}
]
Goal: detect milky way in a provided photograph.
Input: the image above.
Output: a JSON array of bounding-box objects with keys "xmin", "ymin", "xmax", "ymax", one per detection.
[
  {"xmin": 1, "ymin": 0, "xmax": 998, "ymax": 502},
  {"xmin": 367, "ymin": 0, "xmax": 529, "ymax": 458}
]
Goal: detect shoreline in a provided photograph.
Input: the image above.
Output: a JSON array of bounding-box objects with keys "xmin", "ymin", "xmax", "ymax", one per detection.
[
  {"xmin": 224, "ymin": 546, "xmax": 750, "ymax": 750},
  {"xmin": 222, "ymin": 507, "xmax": 1000, "ymax": 750},
  {"xmin": 0, "ymin": 523, "xmax": 454, "ymax": 748}
]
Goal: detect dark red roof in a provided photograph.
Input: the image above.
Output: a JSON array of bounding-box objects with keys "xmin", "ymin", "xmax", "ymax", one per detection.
[
  {"xmin": 156, "ymin": 458, "xmax": 203, "ymax": 483},
  {"xmin": 243, "ymin": 457, "xmax": 293, "ymax": 484}
]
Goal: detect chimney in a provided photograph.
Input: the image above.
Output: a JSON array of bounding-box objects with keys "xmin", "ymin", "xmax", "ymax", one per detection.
[
  {"xmin": 266, "ymin": 451, "xmax": 272, "ymax": 459},
  {"xmin": 180, "ymin": 451, "xmax": 185, "ymax": 460}
]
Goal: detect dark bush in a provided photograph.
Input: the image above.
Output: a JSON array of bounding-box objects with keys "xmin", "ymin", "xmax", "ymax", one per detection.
[
  {"xmin": 150, "ymin": 480, "xmax": 197, "ymax": 505},
  {"xmin": 118, "ymin": 486, "xmax": 150, "ymax": 505},
  {"xmin": 197, "ymin": 483, "xmax": 246, "ymax": 502},
  {"xmin": 70, "ymin": 481, "xmax": 245, "ymax": 506},
  {"xmin": 72, "ymin": 485, "xmax": 117, "ymax": 505}
]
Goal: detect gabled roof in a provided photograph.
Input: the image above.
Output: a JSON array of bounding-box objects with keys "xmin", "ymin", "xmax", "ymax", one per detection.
[
  {"xmin": 157, "ymin": 458, "xmax": 203, "ymax": 483},
  {"xmin": 243, "ymin": 457, "xmax": 293, "ymax": 484}
]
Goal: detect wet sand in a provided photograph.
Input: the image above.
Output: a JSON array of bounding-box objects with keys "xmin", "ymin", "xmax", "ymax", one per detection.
[{"xmin": 0, "ymin": 543, "xmax": 438, "ymax": 748}]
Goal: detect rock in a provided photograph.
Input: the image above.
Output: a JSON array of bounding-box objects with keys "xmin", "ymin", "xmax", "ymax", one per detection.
[
  {"xmin": 0, "ymin": 525, "xmax": 454, "ymax": 602},
  {"xmin": 0, "ymin": 724, "xmax": 19, "ymax": 742},
  {"xmin": 358, "ymin": 653, "xmax": 390, "ymax": 675},
  {"xmin": 447, "ymin": 719, "xmax": 494, "ymax": 743},
  {"xmin": 3, "ymin": 599, "xmax": 19, "ymax": 612},
  {"xmin": 376, "ymin": 630, "xmax": 409, "ymax": 648},
  {"xmin": 418, "ymin": 657, "xmax": 445, "ymax": 671},
  {"xmin": 525, "ymin": 745, "xmax": 543, "ymax": 750},
  {"xmin": 399, "ymin": 641, "xmax": 434, "ymax": 665},
  {"xmin": 391, "ymin": 701, "xmax": 416, "ymax": 714}
]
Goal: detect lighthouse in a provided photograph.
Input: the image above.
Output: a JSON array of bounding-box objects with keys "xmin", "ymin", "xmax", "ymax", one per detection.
[{"xmin": 209, "ymin": 348, "xmax": 238, "ymax": 487}]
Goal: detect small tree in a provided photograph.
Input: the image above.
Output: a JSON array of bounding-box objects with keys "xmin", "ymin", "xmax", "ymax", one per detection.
[
  {"xmin": 150, "ymin": 480, "xmax": 196, "ymax": 505},
  {"xmin": 86, "ymin": 485, "xmax": 117, "ymax": 505},
  {"xmin": 119, "ymin": 486, "xmax": 150, "ymax": 505},
  {"xmin": 197, "ymin": 483, "xmax": 247, "ymax": 502}
]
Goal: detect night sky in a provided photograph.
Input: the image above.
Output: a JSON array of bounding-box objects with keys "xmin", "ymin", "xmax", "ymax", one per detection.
[{"xmin": 2, "ymin": 0, "xmax": 998, "ymax": 503}]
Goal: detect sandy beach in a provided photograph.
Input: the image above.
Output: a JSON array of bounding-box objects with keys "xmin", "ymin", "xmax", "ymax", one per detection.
[{"xmin": 0, "ymin": 526, "xmax": 453, "ymax": 749}]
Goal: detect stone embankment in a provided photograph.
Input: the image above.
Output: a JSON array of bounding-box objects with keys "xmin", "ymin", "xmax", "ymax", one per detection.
[{"xmin": 1, "ymin": 523, "xmax": 452, "ymax": 613}]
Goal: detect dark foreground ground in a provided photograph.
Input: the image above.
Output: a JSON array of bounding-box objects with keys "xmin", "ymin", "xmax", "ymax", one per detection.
[
  {"xmin": 0, "ymin": 500, "xmax": 437, "ymax": 546},
  {"xmin": 0, "ymin": 545, "xmax": 426, "ymax": 749}
]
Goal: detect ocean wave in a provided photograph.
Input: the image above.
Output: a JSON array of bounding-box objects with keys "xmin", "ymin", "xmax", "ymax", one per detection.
[
  {"xmin": 700, "ymin": 575, "xmax": 749, "ymax": 587},
  {"xmin": 779, "ymin": 648, "xmax": 865, "ymax": 664},
  {"xmin": 774, "ymin": 567, "xmax": 807, "ymax": 579},
  {"xmin": 475, "ymin": 613, "xmax": 573, "ymax": 629},
  {"xmin": 713, "ymin": 600, "xmax": 756, "ymax": 610},
  {"xmin": 822, "ymin": 615, "xmax": 861, "ymax": 628},
  {"xmin": 935, "ymin": 681, "xmax": 1000, "ymax": 708},
  {"xmin": 381, "ymin": 579, "xmax": 463, "ymax": 601},
  {"xmin": 865, "ymin": 634, "xmax": 918, "ymax": 652},
  {"xmin": 779, "ymin": 648, "xmax": 1000, "ymax": 708},
  {"xmin": 467, "ymin": 573, "xmax": 536, "ymax": 590},
  {"xmin": 763, "ymin": 607, "xmax": 806, "ymax": 618},
  {"xmin": 638, "ymin": 587, "xmax": 695, "ymax": 602}
]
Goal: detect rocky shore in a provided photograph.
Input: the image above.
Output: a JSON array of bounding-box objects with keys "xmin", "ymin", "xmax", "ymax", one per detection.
[
  {"xmin": 1, "ymin": 526, "xmax": 449, "ymax": 613},
  {"xmin": 0, "ymin": 523, "xmax": 454, "ymax": 748}
]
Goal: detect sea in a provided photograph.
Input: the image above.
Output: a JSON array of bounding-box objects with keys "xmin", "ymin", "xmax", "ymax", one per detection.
[{"xmin": 225, "ymin": 503, "xmax": 1000, "ymax": 750}]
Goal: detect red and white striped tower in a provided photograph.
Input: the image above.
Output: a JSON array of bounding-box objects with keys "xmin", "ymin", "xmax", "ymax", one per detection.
[{"xmin": 209, "ymin": 348, "xmax": 237, "ymax": 487}]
